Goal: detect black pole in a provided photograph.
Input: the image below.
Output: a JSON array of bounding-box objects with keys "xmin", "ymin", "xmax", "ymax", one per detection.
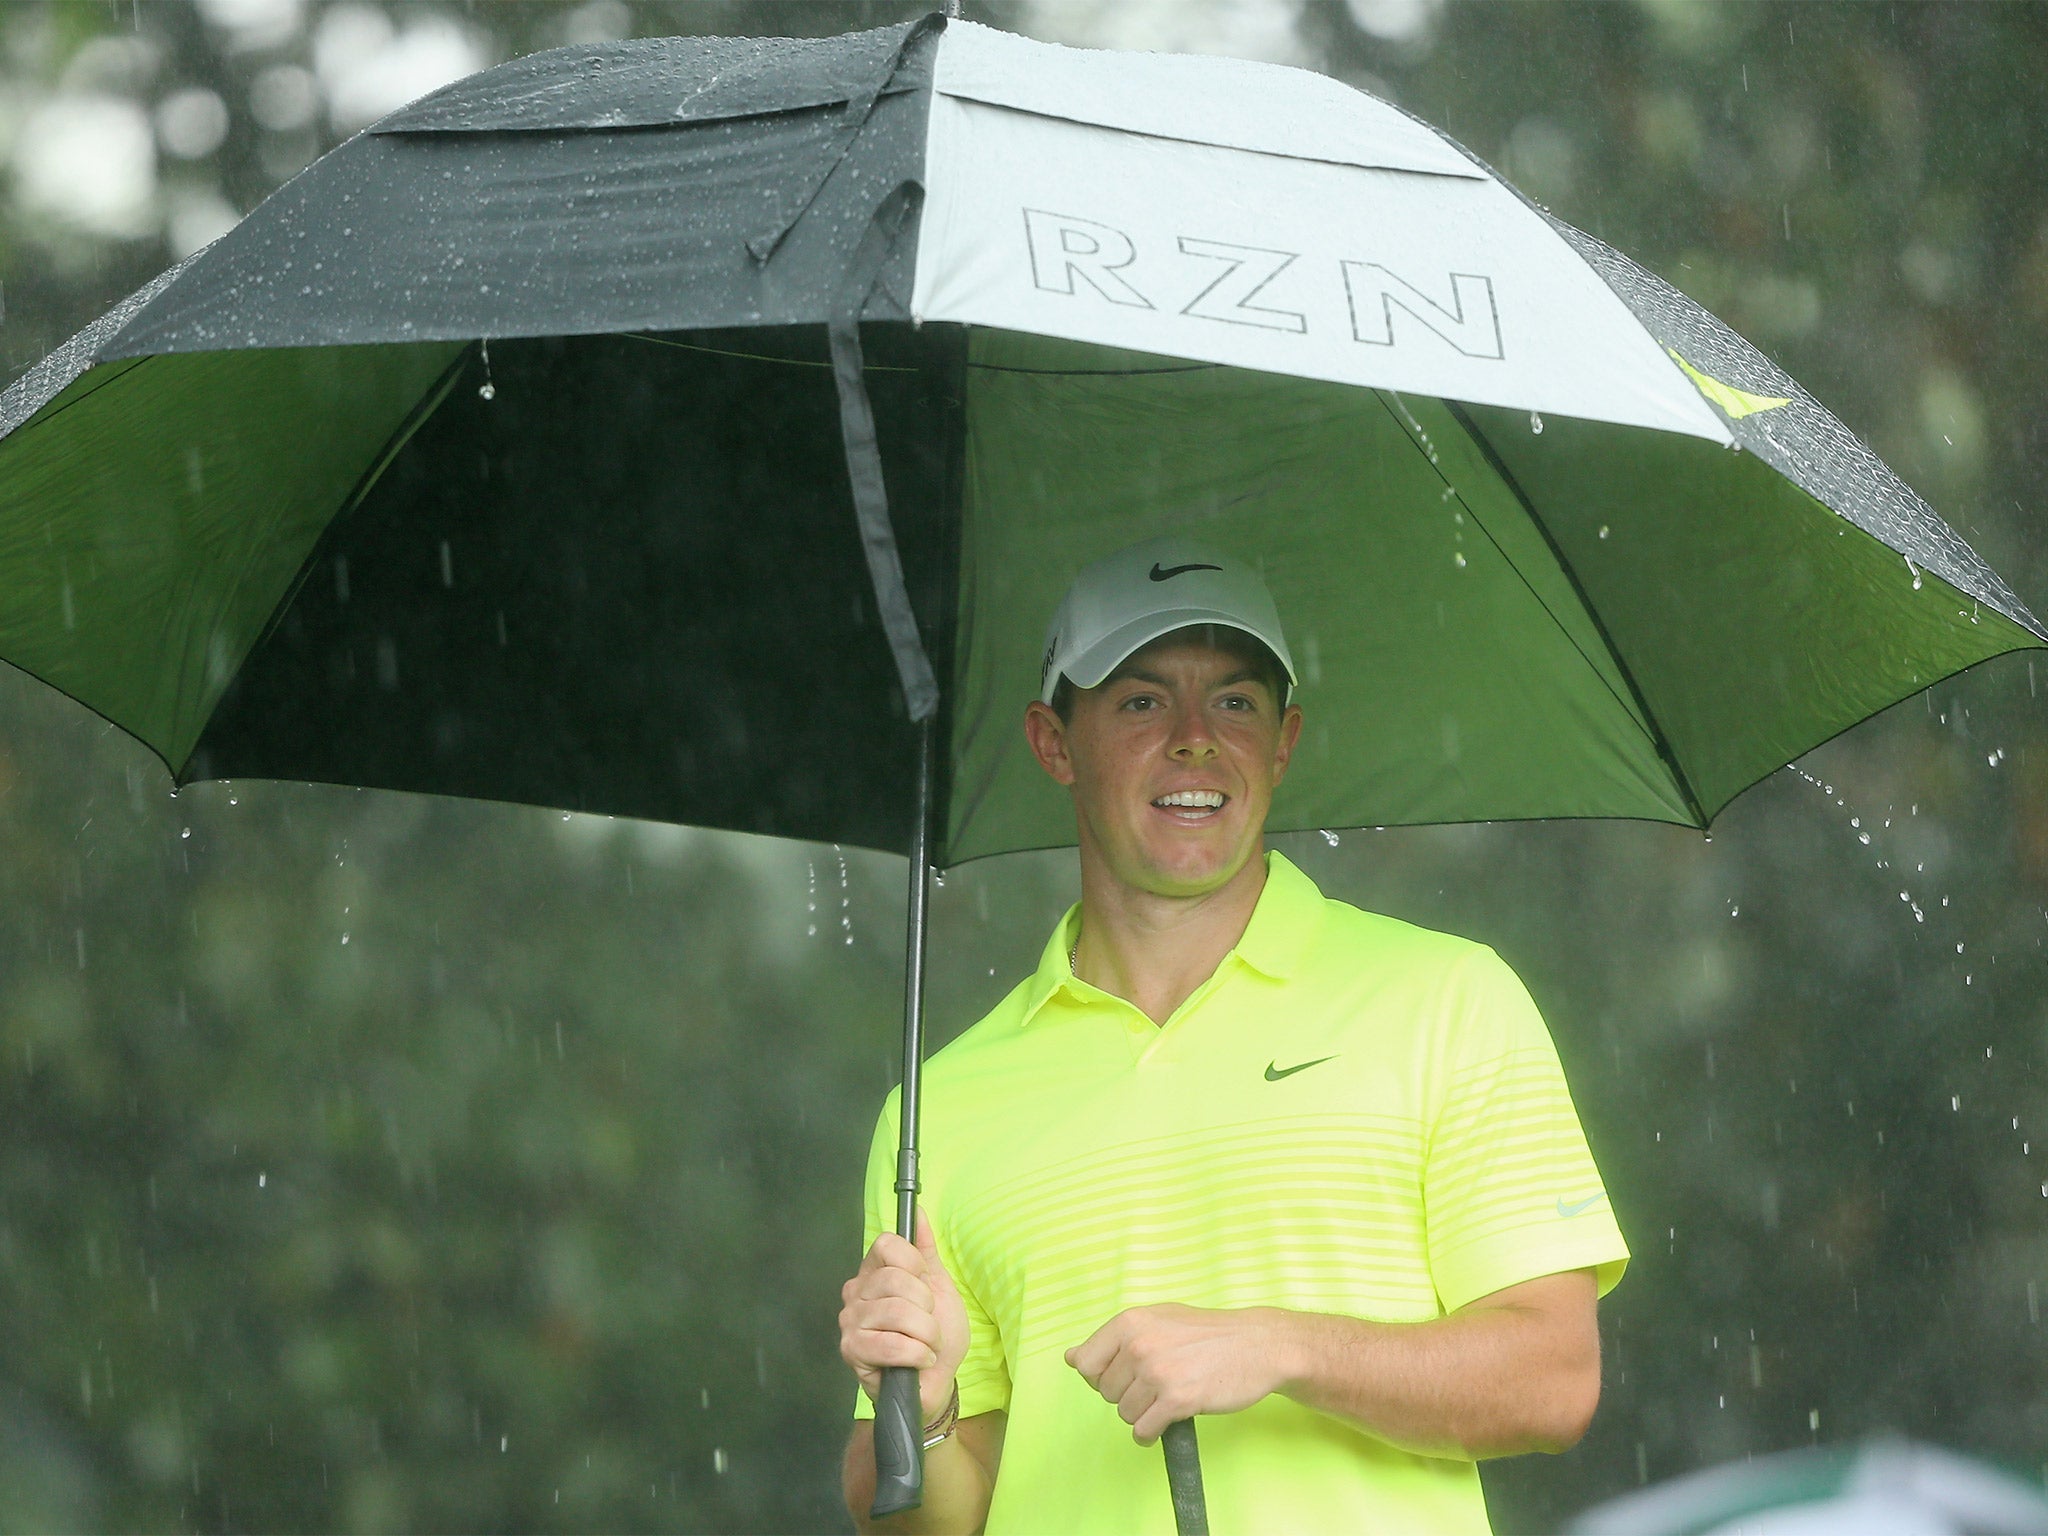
[{"xmin": 870, "ymin": 715, "xmax": 938, "ymax": 1520}]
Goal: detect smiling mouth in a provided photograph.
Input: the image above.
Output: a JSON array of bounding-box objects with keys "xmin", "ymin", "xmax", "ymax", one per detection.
[{"xmin": 1151, "ymin": 789, "xmax": 1227, "ymax": 820}]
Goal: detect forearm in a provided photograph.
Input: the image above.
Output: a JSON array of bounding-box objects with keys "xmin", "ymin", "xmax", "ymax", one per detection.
[
  {"xmin": 842, "ymin": 1420, "xmax": 996, "ymax": 1536},
  {"xmin": 1264, "ymin": 1291, "xmax": 1600, "ymax": 1459}
]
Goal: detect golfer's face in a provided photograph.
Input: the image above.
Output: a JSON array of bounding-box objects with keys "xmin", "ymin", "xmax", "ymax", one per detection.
[{"xmin": 1056, "ymin": 637, "xmax": 1300, "ymax": 897}]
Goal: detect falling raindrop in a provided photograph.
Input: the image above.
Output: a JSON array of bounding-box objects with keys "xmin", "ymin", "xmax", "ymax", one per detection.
[
  {"xmin": 713, "ymin": 1448, "xmax": 729, "ymax": 1474},
  {"xmin": 837, "ymin": 846, "xmax": 853, "ymax": 945},
  {"xmin": 1319, "ymin": 830, "xmax": 1340, "ymax": 846},
  {"xmin": 1453, "ymin": 551, "xmax": 1467, "ymax": 568},
  {"xmin": 1529, "ymin": 411, "xmax": 1544, "ymax": 434},
  {"xmin": 1598, "ymin": 525, "xmax": 1610, "ymax": 539},
  {"xmin": 181, "ymin": 827, "xmax": 191, "ymax": 839},
  {"xmin": 478, "ymin": 337, "xmax": 497, "ymax": 400}
]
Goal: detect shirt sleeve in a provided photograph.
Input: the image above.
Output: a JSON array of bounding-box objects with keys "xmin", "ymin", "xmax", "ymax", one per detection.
[
  {"xmin": 851, "ymin": 1090, "xmax": 1012, "ymax": 1421},
  {"xmin": 1424, "ymin": 947, "xmax": 1630, "ymax": 1316}
]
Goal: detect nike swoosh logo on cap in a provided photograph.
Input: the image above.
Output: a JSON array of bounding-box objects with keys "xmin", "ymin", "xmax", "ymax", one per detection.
[
  {"xmin": 1149, "ymin": 562, "xmax": 1223, "ymax": 581},
  {"xmin": 1264, "ymin": 1055, "xmax": 1338, "ymax": 1081},
  {"xmin": 1555, "ymin": 1194, "xmax": 1604, "ymax": 1218}
]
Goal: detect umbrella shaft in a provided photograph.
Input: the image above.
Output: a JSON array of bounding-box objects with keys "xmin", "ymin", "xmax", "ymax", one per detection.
[{"xmin": 894, "ymin": 714, "xmax": 937, "ymax": 1240}]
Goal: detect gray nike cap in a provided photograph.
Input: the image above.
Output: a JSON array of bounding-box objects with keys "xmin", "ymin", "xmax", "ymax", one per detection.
[{"xmin": 1038, "ymin": 536, "xmax": 1297, "ymax": 706}]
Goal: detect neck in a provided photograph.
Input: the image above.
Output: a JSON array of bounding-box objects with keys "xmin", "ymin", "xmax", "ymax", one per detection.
[{"xmin": 1072, "ymin": 847, "xmax": 1270, "ymax": 1025}]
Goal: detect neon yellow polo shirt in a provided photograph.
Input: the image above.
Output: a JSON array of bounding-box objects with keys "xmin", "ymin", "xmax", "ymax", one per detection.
[{"xmin": 855, "ymin": 852, "xmax": 1628, "ymax": 1535}]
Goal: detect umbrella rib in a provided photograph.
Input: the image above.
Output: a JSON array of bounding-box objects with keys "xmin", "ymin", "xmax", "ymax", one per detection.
[
  {"xmin": 963, "ymin": 361, "xmax": 1221, "ymax": 377},
  {"xmin": 3, "ymin": 354, "xmax": 151, "ymax": 439},
  {"xmin": 1370, "ymin": 390, "xmax": 1652, "ymax": 750},
  {"xmin": 1441, "ymin": 399, "xmax": 1710, "ymax": 828},
  {"xmin": 619, "ymin": 332, "xmax": 919, "ymax": 373}
]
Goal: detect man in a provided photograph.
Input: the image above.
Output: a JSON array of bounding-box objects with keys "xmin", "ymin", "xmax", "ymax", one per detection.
[{"xmin": 839, "ymin": 537, "xmax": 1629, "ymax": 1534}]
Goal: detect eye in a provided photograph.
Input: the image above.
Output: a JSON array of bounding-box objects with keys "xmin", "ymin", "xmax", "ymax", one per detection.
[
  {"xmin": 1119, "ymin": 692, "xmax": 1160, "ymax": 712},
  {"xmin": 1216, "ymin": 692, "xmax": 1258, "ymax": 712}
]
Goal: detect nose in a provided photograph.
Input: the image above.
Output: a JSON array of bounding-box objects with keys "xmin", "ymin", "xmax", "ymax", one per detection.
[{"xmin": 1167, "ymin": 702, "xmax": 1219, "ymax": 762}]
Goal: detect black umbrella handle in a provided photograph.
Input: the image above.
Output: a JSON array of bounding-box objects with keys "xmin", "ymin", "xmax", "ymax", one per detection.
[
  {"xmin": 1162, "ymin": 1418, "xmax": 1209, "ymax": 1535},
  {"xmin": 870, "ymin": 1367, "xmax": 924, "ymax": 1519}
]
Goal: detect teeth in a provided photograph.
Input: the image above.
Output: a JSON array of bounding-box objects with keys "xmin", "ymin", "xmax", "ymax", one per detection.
[{"xmin": 1154, "ymin": 791, "xmax": 1224, "ymax": 808}]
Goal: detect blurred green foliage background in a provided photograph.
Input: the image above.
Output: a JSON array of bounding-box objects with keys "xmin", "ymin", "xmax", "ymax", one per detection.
[{"xmin": 0, "ymin": 1, "xmax": 2044, "ymax": 1531}]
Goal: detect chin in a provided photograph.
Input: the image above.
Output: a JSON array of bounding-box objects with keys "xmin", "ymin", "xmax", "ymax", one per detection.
[{"xmin": 1132, "ymin": 838, "xmax": 1255, "ymax": 895}]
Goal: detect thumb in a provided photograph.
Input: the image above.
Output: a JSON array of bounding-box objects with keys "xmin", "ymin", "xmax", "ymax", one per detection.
[{"xmin": 914, "ymin": 1207, "xmax": 957, "ymax": 1294}]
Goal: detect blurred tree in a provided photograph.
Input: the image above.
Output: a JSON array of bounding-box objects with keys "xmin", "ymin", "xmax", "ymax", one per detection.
[{"xmin": 0, "ymin": 3, "xmax": 2041, "ymax": 1532}]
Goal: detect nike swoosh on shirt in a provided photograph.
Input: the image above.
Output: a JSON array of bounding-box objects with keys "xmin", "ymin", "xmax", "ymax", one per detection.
[
  {"xmin": 1264, "ymin": 1055, "xmax": 1338, "ymax": 1081},
  {"xmin": 1149, "ymin": 562, "xmax": 1223, "ymax": 582},
  {"xmin": 1555, "ymin": 1194, "xmax": 1605, "ymax": 1218}
]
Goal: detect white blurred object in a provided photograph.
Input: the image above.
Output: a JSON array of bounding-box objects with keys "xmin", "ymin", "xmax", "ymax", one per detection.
[
  {"xmin": 249, "ymin": 63, "xmax": 318, "ymax": 132},
  {"xmin": 12, "ymin": 94, "xmax": 156, "ymax": 239},
  {"xmin": 314, "ymin": 6, "xmax": 489, "ymax": 134},
  {"xmin": 195, "ymin": 0, "xmax": 305, "ymax": 52},
  {"xmin": 165, "ymin": 187, "xmax": 241, "ymax": 259},
  {"xmin": 1569, "ymin": 1441, "xmax": 2048, "ymax": 1536},
  {"xmin": 559, "ymin": 0, "xmax": 634, "ymax": 47},
  {"xmin": 1019, "ymin": 0, "xmax": 1309, "ymax": 66},
  {"xmin": 1344, "ymin": 0, "xmax": 1443, "ymax": 45},
  {"xmin": 155, "ymin": 87, "xmax": 230, "ymax": 159},
  {"xmin": 59, "ymin": 35, "xmax": 161, "ymax": 95}
]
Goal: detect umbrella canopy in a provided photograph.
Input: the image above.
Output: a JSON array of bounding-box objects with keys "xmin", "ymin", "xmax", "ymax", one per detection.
[
  {"xmin": 1565, "ymin": 1440, "xmax": 2048, "ymax": 1536},
  {"xmin": 1, "ymin": 14, "xmax": 2038, "ymax": 870}
]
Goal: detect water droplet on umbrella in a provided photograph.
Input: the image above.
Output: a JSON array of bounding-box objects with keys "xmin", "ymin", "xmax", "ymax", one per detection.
[
  {"xmin": 181, "ymin": 828, "xmax": 191, "ymax": 839},
  {"xmin": 1529, "ymin": 411, "xmax": 1544, "ymax": 434}
]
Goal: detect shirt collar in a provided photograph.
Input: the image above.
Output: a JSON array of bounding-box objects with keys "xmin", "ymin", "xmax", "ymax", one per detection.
[{"xmin": 1014, "ymin": 850, "xmax": 1325, "ymax": 1028}]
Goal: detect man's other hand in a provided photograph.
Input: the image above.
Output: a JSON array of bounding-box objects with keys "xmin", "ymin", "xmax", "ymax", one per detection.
[
  {"xmin": 840, "ymin": 1208, "xmax": 970, "ymax": 1421},
  {"xmin": 1066, "ymin": 1303, "xmax": 1284, "ymax": 1444}
]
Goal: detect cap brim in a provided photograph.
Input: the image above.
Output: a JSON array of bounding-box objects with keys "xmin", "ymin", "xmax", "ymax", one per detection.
[{"xmin": 1046, "ymin": 609, "xmax": 1298, "ymax": 703}]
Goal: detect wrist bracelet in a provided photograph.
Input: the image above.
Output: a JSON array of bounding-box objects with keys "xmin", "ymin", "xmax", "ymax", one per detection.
[{"xmin": 921, "ymin": 1383, "xmax": 961, "ymax": 1450}]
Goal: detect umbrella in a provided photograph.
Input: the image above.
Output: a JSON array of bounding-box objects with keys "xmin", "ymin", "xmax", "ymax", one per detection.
[
  {"xmin": 1565, "ymin": 1439, "xmax": 2048, "ymax": 1536},
  {"xmin": 0, "ymin": 13, "xmax": 2041, "ymax": 1527}
]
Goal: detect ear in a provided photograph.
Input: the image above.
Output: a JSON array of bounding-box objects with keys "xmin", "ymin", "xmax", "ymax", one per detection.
[
  {"xmin": 1023, "ymin": 701, "xmax": 1077, "ymax": 787},
  {"xmin": 1270, "ymin": 703, "xmax": 1304, "ymax": 788}
]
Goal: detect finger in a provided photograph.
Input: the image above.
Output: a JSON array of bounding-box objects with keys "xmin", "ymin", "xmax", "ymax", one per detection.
[
  {"xmin": 1066, "ymin": 1315, "xmax": 1125, "ymax": 1380},
  {"xmin": 1118, "ymin": 1379, "xmax": 1160, "ymax": 1439},
  {"xmin": 852, "ymin": 1265, "xmax": 936, "ymax": 1314},
  {"xmin": 914, "ymin": 1207, "xmax": 961, "ymax": 1298},
  {"xmin": 1094, "ymin": 1350, "xmax": 1137, "ymax": 1408},
  {"xmin": 860, "ymin": 1232, "xmax": 925, "ymax": 1277},
  {"xmin": 849, "ymin": 1296, "xmax": 944, "ymax": 1354},
  {"xmin": 1132, "ymin": 1396, "xmax": 1183, "ymax": 1447},
  {"xmin": 849, "ymin": 1327, "xmax": 942, "ymax": 1372}
]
